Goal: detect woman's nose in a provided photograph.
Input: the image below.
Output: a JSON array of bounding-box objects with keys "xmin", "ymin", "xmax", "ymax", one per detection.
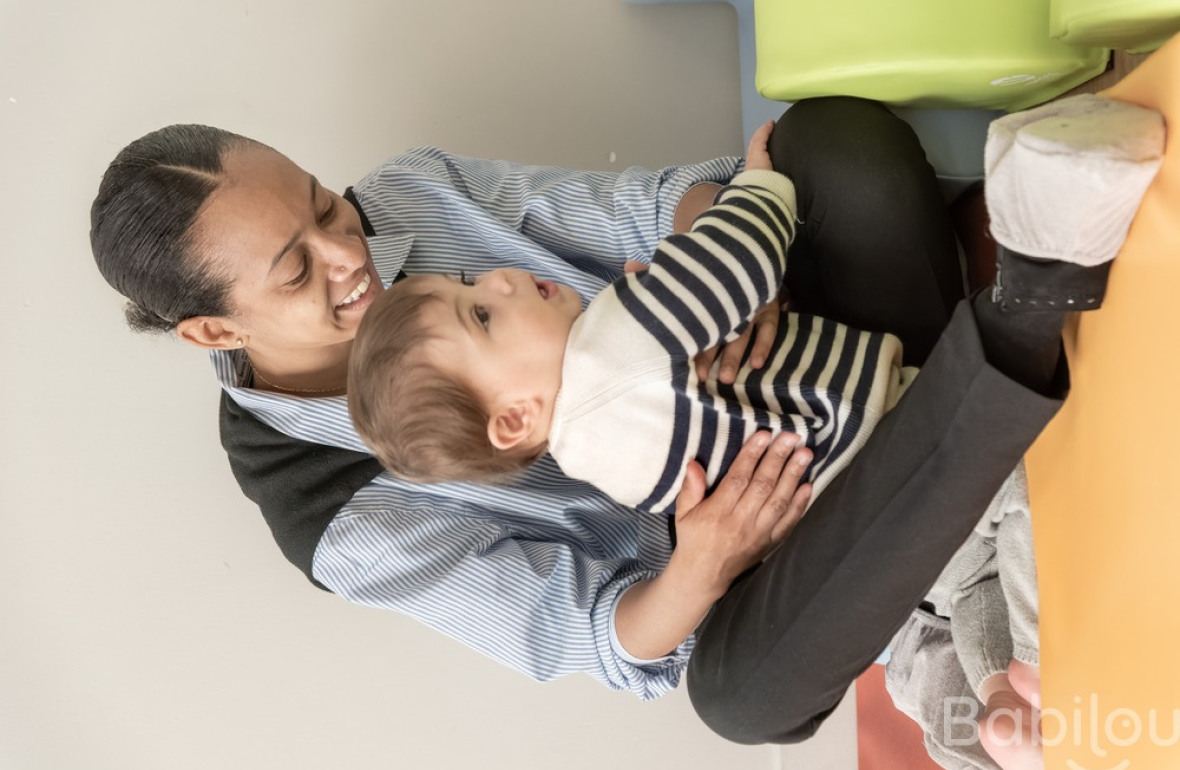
[{"xmin": 320, "ymin": 232, "xmax": 366, "ymax": 279}]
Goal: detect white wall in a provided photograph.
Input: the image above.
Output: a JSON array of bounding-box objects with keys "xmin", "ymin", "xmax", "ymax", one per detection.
[{"xmin": 0, "ymin": 1, "xmax": 855, "ymax": 768}]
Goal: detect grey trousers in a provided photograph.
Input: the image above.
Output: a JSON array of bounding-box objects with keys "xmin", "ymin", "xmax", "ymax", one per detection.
[{"xmin": 885, "ymin": 464, "xmax": 1040, "ymax": 770}]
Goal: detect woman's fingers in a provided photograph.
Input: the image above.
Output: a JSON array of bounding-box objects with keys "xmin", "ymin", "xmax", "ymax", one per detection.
[
  {"xmin": 623, "ymin": 259, "xmax": 648, "ymax": 274},
  {"xmin": 694, "ymin": 346, "xmax": 720, "ymax": 382},
  {"xmin": 734, "ymin": 432, "xmax": 802, "ymax": 517},
  {"xmin": 744, "ymin": 434, "xmax": 811, "ymax": 539},
  {"xmin": 709, "ymin": 430, "xmax": 773, "ymax": 512},
  {"xmin": 747, "ymin": 302, "xmax": 781, "ymax": 370},
  {"xmin": 674, "ymin": 460, "xmax": 708, "ymax": 521},
  {"xmin": 769, "ymin": 483, "xmax": 811, "ymax": 544},
  {"xmin": 708, "ymin": 301, "xmax": 782, "ymax": 382},
  {"xmin": 717, "ymin": 324, "xmax": 753, "ymax": 383}
]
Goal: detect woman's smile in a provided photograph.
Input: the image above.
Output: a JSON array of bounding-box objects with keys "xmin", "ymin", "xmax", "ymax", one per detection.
[{"xmin": 335, "ymin": 270, "xmax": 376, "ymax": 314}]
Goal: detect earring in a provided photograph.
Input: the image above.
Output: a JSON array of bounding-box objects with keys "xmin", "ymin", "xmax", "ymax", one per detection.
[{"xmin": 236, "ymin": 338, "xmax": 244, "ymax": 347}]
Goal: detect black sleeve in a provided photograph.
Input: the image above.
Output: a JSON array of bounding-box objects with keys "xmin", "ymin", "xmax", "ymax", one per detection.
[{"xmin": 218, "ymin": 392, "xmax": 384, "ymax": 591}]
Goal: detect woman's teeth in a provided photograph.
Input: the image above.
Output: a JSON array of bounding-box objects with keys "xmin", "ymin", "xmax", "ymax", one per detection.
[{"xmin": 337, "ymin": 273, "xmax": 372, "ymax": 307}]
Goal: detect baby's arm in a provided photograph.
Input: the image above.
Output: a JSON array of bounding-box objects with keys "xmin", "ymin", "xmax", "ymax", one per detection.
[{"xmin": 614, "ymin": 137, "xmax": 796, "ymax": 359}]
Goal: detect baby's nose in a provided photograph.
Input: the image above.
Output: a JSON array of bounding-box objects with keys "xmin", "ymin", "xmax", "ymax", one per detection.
[{"xmin": 488, "ymin": 269, "xmax": 519, "ymax": 294}]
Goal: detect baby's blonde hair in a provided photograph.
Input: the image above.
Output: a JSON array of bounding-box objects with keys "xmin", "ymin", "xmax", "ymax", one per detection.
[{"xmin": 348, "ymin": 277, "xmax": 542, "ymax": 483}]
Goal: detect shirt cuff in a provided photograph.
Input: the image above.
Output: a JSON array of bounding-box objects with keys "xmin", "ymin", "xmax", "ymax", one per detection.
[
  {"xmin": 655, "ymin": 156, "xmax": 744, "ymax": 241},
  {"xmin": 607, "ymin": 582, "xmax": 696, "ymax": 668}
]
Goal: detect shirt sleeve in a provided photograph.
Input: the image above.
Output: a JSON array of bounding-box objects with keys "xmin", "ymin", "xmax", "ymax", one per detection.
[
  {"xmin": 313, "ymin": 502, "xmax": 693, "ymax": 701},
  {"xmin": 613, "ymin": 169, "xmax": 797, "ymax": 358},
  {"xmin": 386, "ymin": 146, "xmax": 742, "ymax": 270}
]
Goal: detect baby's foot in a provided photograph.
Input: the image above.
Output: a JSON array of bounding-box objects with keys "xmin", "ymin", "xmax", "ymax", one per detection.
[
  {"xmin": 1008, "ymin": 659, "xmax": 1041, "ymax": 710},
  {"xmin": 978, "ymin": 681, "xmax": 1044, "ymax": 770}
]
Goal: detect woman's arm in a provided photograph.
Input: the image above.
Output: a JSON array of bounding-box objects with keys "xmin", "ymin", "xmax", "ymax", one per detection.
[
  {"xmin": 315, "ymin": 431, "xmax": 811, "ymax": 697},
  {"xmin": 614, "ymin": 433, "xmax": 812, "ymax": 660},
  {"xmin": 384, "ymin": 146, "xmax": 742, "ymax": 269},
  {"xmin": 315, "ymin": 501, "xmax": 689, "ymax": 701}
]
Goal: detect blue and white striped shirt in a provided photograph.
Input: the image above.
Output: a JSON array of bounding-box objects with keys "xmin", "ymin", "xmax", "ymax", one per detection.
[{"xmin": 211, "ymin": 147, "xmax": 742, "ymax": 699}]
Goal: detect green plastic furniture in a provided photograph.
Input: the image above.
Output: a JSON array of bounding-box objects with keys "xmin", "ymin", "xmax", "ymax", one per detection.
[
  {"xmin": 754, "ymin": 0, "xmax": 1109, "ymax": 111},
  {"xmin": 1051, "ymin": 0, "xmax": 1180, "ymax": 52}
]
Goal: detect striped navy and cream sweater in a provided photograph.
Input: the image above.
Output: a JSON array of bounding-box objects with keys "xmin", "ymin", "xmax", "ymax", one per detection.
[{"xmin": 548, "ymin": 169, "xmax": 916, "ymax": 514}]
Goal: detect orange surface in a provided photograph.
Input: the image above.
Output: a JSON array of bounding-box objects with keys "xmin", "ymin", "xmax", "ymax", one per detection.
[
  {"xmin": 1025, "ymin": 33, "xmax": 1180, "ymax": 770},
  {"xmin": 856, "ymin": 665, "xmax": 944, "ymax": 770}
]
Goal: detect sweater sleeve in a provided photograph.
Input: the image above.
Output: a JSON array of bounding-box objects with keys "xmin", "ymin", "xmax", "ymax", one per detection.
[{"xmin": 612, "ymin": 169, "xmax": 797, "ymax": 357}]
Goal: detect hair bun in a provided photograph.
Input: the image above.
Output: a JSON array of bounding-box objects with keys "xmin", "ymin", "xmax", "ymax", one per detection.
[{"xmin": 124, "ymin": 301, "xmax": 176, "ymax": 334}]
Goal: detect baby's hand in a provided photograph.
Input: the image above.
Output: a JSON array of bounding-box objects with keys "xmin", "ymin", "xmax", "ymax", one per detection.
[{"xmin": 745, "ymin": 120, "xmax": 775, "ymax": 171}]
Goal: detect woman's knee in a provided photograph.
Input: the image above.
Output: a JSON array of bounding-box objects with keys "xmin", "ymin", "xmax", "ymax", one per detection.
[
  {"xmin": 686, "ymin": 656, "xmax": 835, "ymax": 745},
  {"xmin": 769, "ymin": 97, "xmax": 937, "ymax": 212}
]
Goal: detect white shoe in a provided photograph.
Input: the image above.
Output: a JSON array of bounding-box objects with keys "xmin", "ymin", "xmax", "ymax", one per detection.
[{"xmin": 985, "ymin": 94, "xmax": 1165, "ymax": 267}]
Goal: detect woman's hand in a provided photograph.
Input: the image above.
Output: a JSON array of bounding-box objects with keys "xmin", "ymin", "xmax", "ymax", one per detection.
[
  {"xmin": 611, "ymin": 431, "xmax": 812, "ymax": 660},
  {"xmin": 693, "ymin": 300, "xmax": 784, "ymax": 383},
  {"xmin": 670, "ymin": 431, "xmax": 812, "ymax": 601}
]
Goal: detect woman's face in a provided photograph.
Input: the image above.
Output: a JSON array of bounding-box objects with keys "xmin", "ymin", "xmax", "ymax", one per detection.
[{"xmin": 192, "ymin": 144, "xmax": 383, "ymax": 356}]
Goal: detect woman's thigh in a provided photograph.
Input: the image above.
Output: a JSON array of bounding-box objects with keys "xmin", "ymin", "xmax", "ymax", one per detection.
[{"xmin": 770, "ymin": 97, "xmax": 964, "ymax": 366}]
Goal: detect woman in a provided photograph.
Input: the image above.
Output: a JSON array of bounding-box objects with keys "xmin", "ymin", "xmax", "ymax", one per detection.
[{"xmin": 90, "ymin": 98, "xmax": 1070, "ymax": 743}]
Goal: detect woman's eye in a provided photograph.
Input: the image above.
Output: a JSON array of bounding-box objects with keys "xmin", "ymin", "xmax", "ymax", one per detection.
[
  {"xmin": 459, "ymin": 270, "xmax": 475, "ymax": 286},
  {"xmin": 287, "ymin": 258, "xmax": 309, "ymax": 287},
  {"xmin": 318, "ymin": 199, "xmax": 335, "ymax": 224},
  {"xmin": 474, "ymin": 305, "xmax": 490, "ymax": 328}
]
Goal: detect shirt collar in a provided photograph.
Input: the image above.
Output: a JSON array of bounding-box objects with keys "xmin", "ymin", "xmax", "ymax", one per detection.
[{"xmin": 345, "ymin": 185, "xmax": 411, "ymax": 285}]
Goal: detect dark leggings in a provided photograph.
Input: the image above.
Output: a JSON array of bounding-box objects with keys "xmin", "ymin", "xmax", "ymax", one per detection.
[
  {"xmin": 772, "ymin": 98, "xmax": 964, "ymax": 366},
  {"xmin": 686, "ymin": 98, "xmax": 1065, "ymax": 744}
]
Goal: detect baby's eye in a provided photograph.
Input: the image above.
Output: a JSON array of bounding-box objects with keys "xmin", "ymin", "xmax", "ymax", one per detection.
[
  {"xmin": 459, "ymin": 270, "xmax": 475, "ymax": 286},
  {"xmin": 474, "ymin": 305, "xmax": 490, "ymax": 329}
]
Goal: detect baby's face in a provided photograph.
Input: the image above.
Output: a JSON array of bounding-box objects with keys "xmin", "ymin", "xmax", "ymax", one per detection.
[{"xmin": 414, "ymin": 268, "xmax": 583, "ymax": 413}]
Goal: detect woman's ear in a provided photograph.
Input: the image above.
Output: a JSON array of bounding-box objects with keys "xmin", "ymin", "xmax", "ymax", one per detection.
[
  {"xmin": 175, "ymin": 316, "xmax": 245, "ymax": 351},
  {"xmin": 487, "ymin": 401, "xmax": 538, "ymax": 451}
]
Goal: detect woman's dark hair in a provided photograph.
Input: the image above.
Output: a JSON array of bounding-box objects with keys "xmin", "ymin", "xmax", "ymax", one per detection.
[{"xmin": 90, "ymin": 124, "xmax": 253, "ymax": 333}]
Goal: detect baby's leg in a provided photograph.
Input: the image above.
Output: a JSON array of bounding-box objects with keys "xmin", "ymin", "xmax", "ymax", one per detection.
[
  {"xmin": 959, "ymin": 475, "xmax": 1045, "ymax": 770},
  {"xmin": 996, "ymin": 504, "xmax": 1042, "ymax": 710},
  {"xmin": 951, "ymin": 576, "xmax": 1013, "ymax": 703},
  {"xmin": 953, "ymin": 579, "xmax": 1042, "ymax": 769},
  {"xmin": 996, "ymin": 507, "xmax": 1040, "ymax": 690}
]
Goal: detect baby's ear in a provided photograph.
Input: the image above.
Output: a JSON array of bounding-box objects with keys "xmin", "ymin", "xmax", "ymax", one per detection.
[{"xmin": 487, "ymin": 401, "xmax": 536, "ymax": 451}]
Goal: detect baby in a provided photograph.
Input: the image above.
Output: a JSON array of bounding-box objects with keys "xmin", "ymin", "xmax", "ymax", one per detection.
[{"xmin": 348, "ymin": 125, "xmax": 913, "ymax": 512}]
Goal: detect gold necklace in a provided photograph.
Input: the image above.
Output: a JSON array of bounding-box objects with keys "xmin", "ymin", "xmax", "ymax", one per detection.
[{"xmin": 251, "ymin": 367, "xmax": 346, "ymax": 395}]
